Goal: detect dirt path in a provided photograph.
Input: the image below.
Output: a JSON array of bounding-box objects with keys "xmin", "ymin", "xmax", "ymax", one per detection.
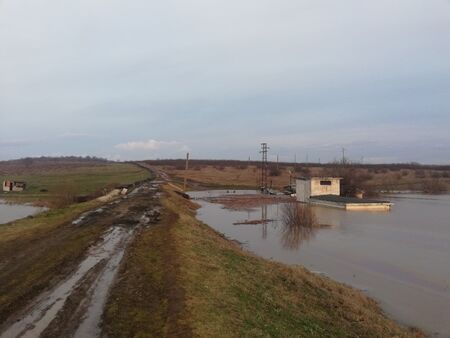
[{"xmin": 0, "ymin": 181, "xmax": 162, "ymax": 338}]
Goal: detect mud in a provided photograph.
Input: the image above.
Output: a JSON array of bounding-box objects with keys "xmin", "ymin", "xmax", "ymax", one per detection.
[{"xmin": 0, "ymin": 179, "xmax": 163, "ymax": 338}]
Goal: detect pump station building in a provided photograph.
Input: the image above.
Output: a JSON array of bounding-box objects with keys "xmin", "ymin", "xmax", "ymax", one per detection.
[{"xmin": 296, "ymin": 177, "xmax": 392, "ymax": 211}]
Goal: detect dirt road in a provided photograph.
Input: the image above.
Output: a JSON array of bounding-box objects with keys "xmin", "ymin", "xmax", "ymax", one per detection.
[{"xmin": 0, "ymin": 180, "xmax": 162, "ymax": 338}]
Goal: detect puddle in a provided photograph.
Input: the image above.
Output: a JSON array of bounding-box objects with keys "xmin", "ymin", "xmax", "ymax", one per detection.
[
  {"xmin": 73, "ymin": 230, "xmax": 132, "ymax": 338},
  {"xmin": 0, "ymin": 226, "xmax": 134, "ymax": 338},
  {"xmin": 0, "ymin": 201, "xmax": 47, "ymax": 225},
  {"xmin": 190, "ymin": 190, "xmax": 450, "ymax": 337}
]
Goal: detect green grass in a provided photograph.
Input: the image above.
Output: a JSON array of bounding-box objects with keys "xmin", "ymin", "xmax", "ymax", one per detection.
[
  {"xmin": 0, "ymin": 163, "xmax": 150, "ymax": 206},
  {"xmin": 103, "ymin": 221, "xmax": 171, "ymax": 337}
]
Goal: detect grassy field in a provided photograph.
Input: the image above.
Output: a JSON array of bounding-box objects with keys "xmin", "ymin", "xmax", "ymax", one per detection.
[
  {"xmin": 102, "ymin": 185, "xmax": 423, "ymax": 337},
  {"xmin": 0, "ymin": 162, "xmax": 151, "ymax": 206},
  {"xmin": 154, "ymin": 163, "xmax": 450, "ymax": 193}
]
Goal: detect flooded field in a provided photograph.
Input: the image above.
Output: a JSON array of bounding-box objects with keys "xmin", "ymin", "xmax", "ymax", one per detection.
[
  {"xmin": 0, "ymin": 201, "xmax": 46, "ymax": 224},
  {"xmin": 190, "ymin": 190, "xmax": 450, "ymax": 338}
]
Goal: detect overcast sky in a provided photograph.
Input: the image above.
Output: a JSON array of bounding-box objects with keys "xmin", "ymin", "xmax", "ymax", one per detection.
[{"xmin": 1, "ymin": 0, "xmax": 449, "ymax": 163}]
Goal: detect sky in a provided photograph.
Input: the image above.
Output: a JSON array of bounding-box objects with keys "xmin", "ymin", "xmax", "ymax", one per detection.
[{"xmin": 1, "ymin": 0, "xmax": 449, "ymax": 164}]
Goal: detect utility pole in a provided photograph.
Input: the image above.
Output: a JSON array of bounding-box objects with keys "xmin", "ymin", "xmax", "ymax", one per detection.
[
  {"xmin": 183, "ymin": 152, "xmax": 189, "ymax": 191},
  {"xmin": 342, "ymin": 147, "xmax": 346, "ymax": 165},
  {"xmin": 260, "ymin": 143, "xmax": 269, "ymax": 193},
  {"xmin": 276, "ymin": 154, "xmax": 279, "ymax": 170}
]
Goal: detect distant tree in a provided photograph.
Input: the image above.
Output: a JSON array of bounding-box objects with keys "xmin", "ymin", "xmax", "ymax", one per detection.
[{"xmin": 22, "ymin": 157, "xmax": 34, "ymax": 168}]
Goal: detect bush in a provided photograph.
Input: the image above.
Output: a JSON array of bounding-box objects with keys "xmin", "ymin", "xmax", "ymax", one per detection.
[
  {"xmin": 415, "ymin": 170, "xmax": 426, "ymax": 179},
  {"xmin": 431, "ymin": 172, "xmax": 442, "ymax": 179},
  {"xmin": 296, "ymin": 167, "xmax": 310, "ymax": 177},
  {"xmin": 282, "ymin": 203, "xmax": 317, "ymax": 228},
  {"xmin": 422, "ymin": 179, "xmax": 447, "ymax": 194},
  {"xmin": 281, "ymin": 203, "xmax": 318, "ymax": 250},
  {"xmin": 50, "ymin": 184, "xmax": 78, "ymax": 208},
  {"xmin": 269, "ymin": 167, "xmax": 281, "ymax": 177}
]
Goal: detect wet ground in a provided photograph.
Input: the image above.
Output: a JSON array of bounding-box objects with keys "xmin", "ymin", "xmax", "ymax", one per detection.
[
  {"xmin": 190, "ymin": 190, "xmax": 450, "ymax": 338},
  {"xmin": 0, "ymin": 201, "xmax": 46, "ymax": 225},
  {"xmin": 0, "ymin": 181, "xmax": 162, "ymax": 338}
]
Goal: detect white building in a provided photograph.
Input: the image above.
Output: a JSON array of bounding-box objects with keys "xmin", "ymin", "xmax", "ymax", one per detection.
[
  {"xmin": 296, "ymin": 176, "xmax": 393, "ymax": 210},
  {"xmin": 296, "ymin": 177, "xmax": 342, "ymax": 202},
  {"xmin": 3, "ymin": 180, "xmax": 26, "ymax": 192}
]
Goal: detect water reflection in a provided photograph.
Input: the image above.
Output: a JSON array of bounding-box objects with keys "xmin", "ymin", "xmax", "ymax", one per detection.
[
  {"xmin": 261, "ymin": 204, "xmax": 268, "ymax": 239},
  {"xmin": 280, "ymin": 203, "xmax": 318, "ymax": 250}
]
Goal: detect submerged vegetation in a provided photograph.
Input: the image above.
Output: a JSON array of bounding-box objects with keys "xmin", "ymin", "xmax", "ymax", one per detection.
[{"xmin": 281, "ymin": 203, "xmax": 321, "ymax": 250}]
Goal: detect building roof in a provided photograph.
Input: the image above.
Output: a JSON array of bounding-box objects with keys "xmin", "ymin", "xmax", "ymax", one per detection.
[
  {"xmin": 311, "ymin": 195, "xmax": 391, "ymax": 204},
  {"xmin": 296, "ymin": 176, "xmax": 342, "ymax": 181}
]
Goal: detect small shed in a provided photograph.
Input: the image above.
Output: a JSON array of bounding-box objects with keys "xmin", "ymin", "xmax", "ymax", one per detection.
[
  {"xmin": 296, "ymin": 177, "xmax": 342, "ymax": 202},
  {"xmin": 295, "ymin": 177, "xmax": 392, "ymax": 210},
  {"xmin": 2, "ymin": 180, "xmax": 26, "ymax": 192}
]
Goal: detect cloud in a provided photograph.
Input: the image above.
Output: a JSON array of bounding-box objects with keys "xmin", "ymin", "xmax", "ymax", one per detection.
[
  {"xmin": 0, "ymin": 0, "xmax": 449, "ymax": 163},
  {"xmin": 115, "ymin": 139, "xmax": 187, "ymax": 152}
]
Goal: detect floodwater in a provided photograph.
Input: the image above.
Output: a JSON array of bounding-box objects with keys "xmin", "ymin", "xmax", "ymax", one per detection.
[
  {"xmin": 190, "ymin": 191, "xmax": 450, "ymax": 338},
  {"xmin": 0, "ymin": 200, "xmax": 46, "ymax": 224}
]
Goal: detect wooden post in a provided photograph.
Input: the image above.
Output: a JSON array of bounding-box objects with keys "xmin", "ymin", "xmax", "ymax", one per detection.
[{"xmin": 183, "ymin": 152, "xmax": 189, "ymax": 191}]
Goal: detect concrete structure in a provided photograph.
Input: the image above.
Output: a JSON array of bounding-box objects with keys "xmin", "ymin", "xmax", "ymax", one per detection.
[
  {"xmin": 296, "ymin": 177, "xmax": 342, "ymax": 202},
  {"xmin": 3, "ymin": 180, "xmax": 26, "ymax": 192},
  {"xmin": 310, "ymin": 195, "xmax": 393, "ymax": 210},
  {"xmin": 296, "ymin": 177, "xmax": 393, "ymax": 211}
]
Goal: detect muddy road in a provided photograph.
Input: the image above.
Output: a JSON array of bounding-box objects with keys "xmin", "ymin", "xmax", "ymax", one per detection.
[{"xmin": 0, "ymin": 180, "xmax": 162, "ymax": 338}]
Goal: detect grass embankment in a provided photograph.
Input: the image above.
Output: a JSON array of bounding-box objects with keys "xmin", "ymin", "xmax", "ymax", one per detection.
[
  {"xmin": 0, "ymin": 162, "xmax": 150, "ymax": 206},
  {"xmin": 103, "ymin": 186, "xmax": 423, "ymax": 337}
]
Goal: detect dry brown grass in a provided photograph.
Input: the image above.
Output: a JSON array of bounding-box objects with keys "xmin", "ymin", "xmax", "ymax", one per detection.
[
  {"xmin": 157, "ymin": 164, "xmax": 450, "ymax": 193},
  {"xmin": 160, "ymin": 165, "xmax": 293, "ymax": 189}
]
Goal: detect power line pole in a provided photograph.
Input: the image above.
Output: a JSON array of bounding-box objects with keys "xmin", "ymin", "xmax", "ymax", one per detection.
[
  {"xmin": 260, "ymin": 143, "xmax": 269, "ymax": 193},
  {"xmin": 183, "ymin": 152, "xmax": 189, "ymax": 191},
  {"xmin": 342, "ymin": 147, "xmax": 346, "ymax": 165}
]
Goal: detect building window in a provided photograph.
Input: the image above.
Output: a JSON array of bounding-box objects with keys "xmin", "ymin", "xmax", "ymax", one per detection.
[{"xmin": 320, "ymin": 180, "xmax": 332, "ymax": 186}]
